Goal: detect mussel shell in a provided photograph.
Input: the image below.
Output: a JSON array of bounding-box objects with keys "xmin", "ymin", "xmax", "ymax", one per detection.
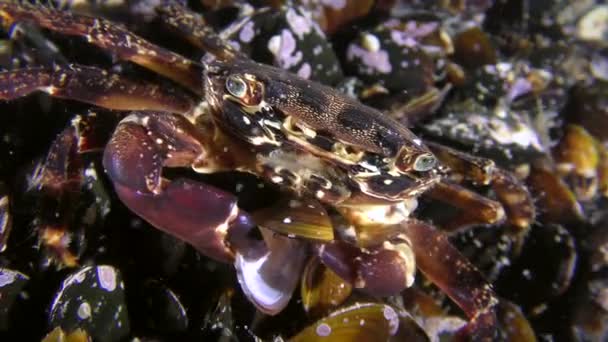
[
  {"xmin": 223, "ymin": 6, "xmax": 343, "ymax": 85},
  {"xmin": 134, "ymin": 280, "xmax": 189, "ymax": 333},
  {"xmin": 301, "ymin": 256, "xmax": 352, "ymax": 315},
  {"xmin": 253, "ymin": 198, "xmax": 334, "ymax": 242},
  {"xmin": 553, "ymin": 124, "xmax": 600, "ymax": 201},
  {"xmin": 496, "ymin": 299, "xmax": 536, "ymax": 342},
  {"xmin": 289, "ymin": 302, "xmax": 399, "ymax": 341},
  {"xmin": 526, "ymin": 160, "xmax": 584, "ymax": 224},
  {"xmin": 453, "ymin": 27, "xmax": 497, "ymax": 69},
  {"xmin": 495, "ymin": 223, "xmax": 577, "ymax": 309},
  {"xmin": 0, "ymin": 268, "xmax": 29, "ymax": 330},
  {"xmin": 344, "ymin": 20, "xmax": 436, "ymax": 94},
  {"xmin": 48, "ymin": 265, "xmax": 129, "ymax": 342}
]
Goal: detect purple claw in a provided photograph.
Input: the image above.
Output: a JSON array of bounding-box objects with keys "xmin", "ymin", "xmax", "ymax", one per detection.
[
  {"xmin": 103, "ymin": 112, "xmax": 206, "ymax": 194},
  {"xmin": 113, "ymin": 178, "xmax": 250, "ymax": 263},
  {"xmin": 103, "ymin": 111, "xmax": 259, "ymax": 263},
  {"xmin": 103, "ymin": 121, "xmax": 162, "ymax": 194},
  {"xmin": 318, "ymin": 240, "xmax": 415, "ymax": 296}
]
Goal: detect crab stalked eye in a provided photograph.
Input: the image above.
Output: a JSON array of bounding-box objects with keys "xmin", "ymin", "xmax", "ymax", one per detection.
[
  {"xmin": 413, "ymin": 153, "xmax": 437, "ymax": 172},
  {"xmin": 226, "ymin": 75, "xmax": 248, "ymax": 98},
  {"xmin": 224, "ymin": 73, "xmax": 264, "ymax": 107}
]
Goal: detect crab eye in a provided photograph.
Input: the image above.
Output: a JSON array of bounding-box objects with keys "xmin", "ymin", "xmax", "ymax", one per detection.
[
  {"xmin": 413, "ymin": 154, "xmax": 436, "ymax": 172},
  {"xmin": 226, "ymin": 75, "xmax": 248, "ymax": 98}
]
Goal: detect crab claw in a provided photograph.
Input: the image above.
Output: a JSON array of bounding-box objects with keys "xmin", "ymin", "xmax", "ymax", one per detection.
[
  {"xmin": 318, "ymin": 238, "xmax": 416, "ymax": 297},
  {"xmin": 103, "ymin": 112, "xmax": 255, "ymax": 263},
  {"xmin": 112, "ymin": 179, "xmax": 253, "ymax": 263}
]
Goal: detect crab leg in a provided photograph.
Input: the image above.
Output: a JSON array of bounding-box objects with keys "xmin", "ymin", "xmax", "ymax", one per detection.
[
  {"xmin": 30, "ymin": 123, "xmax": 85, "ymax": 267},
  {"xmin": 0, "ymin": 64, "xmax": 195, "ymax": 113},
  {"xmin": 427, "ymin": 141, "xmax": 495, "ymax": 185},
  {"xmin": 426, "ymin": 181, "xmax": 506, "ymax": 232},
  {"xmin": 404, "ymin": 220, "xmax": 498, "ymax": 340},
  {"xmin": 428, "ymin": 142, "xmax": 535, "ymax": 231},
  {"xmin": 490, "ymin": 168, "xmax": 535, "ymax": 230},
  {"xmin": 0, "ymin": 2, "xmax": 202, "ymax": 92},
  {"xmin": 318, "ymin": 219, "xmax": 498, "ymax": 339},
  {"xmin": 155, "ymin": 2, "xmax": 239, "ymax": 61}
]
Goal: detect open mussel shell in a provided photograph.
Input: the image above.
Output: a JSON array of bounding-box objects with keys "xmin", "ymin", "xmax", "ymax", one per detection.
[
  {"xmin": 289, "ymin": 303, "xmax": 399, "ymax": 342},
  {"xmin": 252, "ymin": 198, "xmax": 334, "ymax": 242},
  {"xmin": 235, "ymin": 227, "xmax": 308, "ymax": 315},
  {"xmin": 301, "ymin": 256, "xmax": 352, "ymax": 316}
]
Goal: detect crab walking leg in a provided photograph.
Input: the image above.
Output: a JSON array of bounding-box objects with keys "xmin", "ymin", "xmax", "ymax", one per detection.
[
  {"xmin": 404, "ymin": 220, "xmax": 499, "ymax": 340},
  {"xmin": 429, "ymin": 142, "xmax": 535, "ymax": 230},
  {"xmin": 155, "ymin": 2, "xmax": 239, "ymax": 61},
  {"xmin": 30, "ymin": 113, "xmax": 121, "ymax": 265},
  {"xmin": 32, "ymin": 124, "xmax": 84, "ymax": 266},
  {"xmin": 426, "ymin": 181, "xmax": 506, "ymax": 232},
  {"xmin": 0, "ymin": 2, "xmax": 202, "ymax": 92},
  {"xmin": 0, "ymin": 65, "xmax": 195, "ymax": 113},
  {"xmin": 426, "ymin": 141, "xmax": 496, "ymax": 185},
  {"xmin": 490, "ymin": 168, "xmax": 536, "ymax": 230}
]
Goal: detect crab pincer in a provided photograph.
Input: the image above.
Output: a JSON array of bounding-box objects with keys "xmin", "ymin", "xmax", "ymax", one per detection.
[
  {"xmin": 103, "ymin": 111, "xmax": 306, "ymax": 314},
  {"xmin": 102, "ymin": 111, "xmax": 249, "ymax": 263}
]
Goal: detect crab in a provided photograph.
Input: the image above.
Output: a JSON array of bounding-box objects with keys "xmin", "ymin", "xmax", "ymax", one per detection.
[{"xmin": 0, "ymin": 2, "xmax": 537, "ymax": 339}]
